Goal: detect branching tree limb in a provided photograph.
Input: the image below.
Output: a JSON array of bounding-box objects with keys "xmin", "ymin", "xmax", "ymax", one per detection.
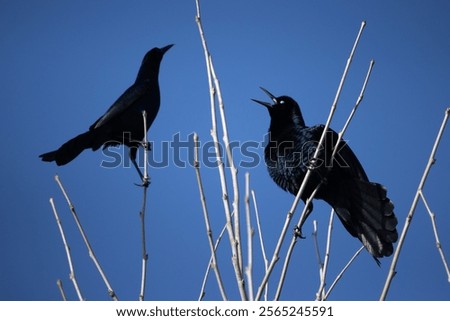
[
  {"xmin": 54, "ymin": 175, "xmax": 118, "ymax": 301},
  {"xmin": 316, "ymin": 210, "xmax": 335, "ymax": 301},
  {"xmin": 194, "ymin": 0, "xmax": 247, "ymax": 300},
  {"xmin": 50, "ymin": 198, "xmax": 83, "ymax": 300},
  {"xmin": 193, "ymin": 132, "xmax": 228, "ymax": 300},
  {"xmin": 418, "ymin": 191, "xmax": 450, "ymax": 282},
  {"xmin": 323, "ymin": 246, "xmax": 364, "ymax": 300},
  {"xmin": 198, "ymin": 214, "xmax": 233, "ymax": 300},
  {"xmin": 380, "ymin": 107, "xmax": 450, "ymax": 300}
]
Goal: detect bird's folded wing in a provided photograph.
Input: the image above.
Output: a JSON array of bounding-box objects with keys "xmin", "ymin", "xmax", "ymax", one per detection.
[
  {"xmin": 89, "ymin": 82, "xmax": 148, "ymax": 130},
  {"xmin": 310, "ymin": 125, "xmax": 369, "ymax": 182}
]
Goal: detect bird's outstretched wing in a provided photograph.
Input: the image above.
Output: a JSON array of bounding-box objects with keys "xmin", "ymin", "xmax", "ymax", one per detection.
[{"xmin": 89, "ymin": 82, "xmax": 148, "ymax": 130}]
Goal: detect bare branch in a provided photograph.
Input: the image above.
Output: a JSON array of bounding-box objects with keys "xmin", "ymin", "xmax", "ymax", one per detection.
[
  {"xmin": 312, "ymin": 220, "xmax": 324, "ymax": 279},
  {"xmin": 323, "ymin": 246, "xmax": 364, "ymax": 300},
  {"xmin": 194, "ymin": 0, "xmax": 247, "ymax": 300},
  {"xmin": 419, "ymin": 191, "xmax": 450, "ymax": 282},
  {"xmin": 331, "ymin": 59, "xmax": 375, "ymax": 162},
  {"xmin": 209, "ymin": 60, "xmax": 243, "ymax": 275},
  {"xmin": 54, "ymin": 175, "xmax": 118, "ymax": 301},
  {"xmin": 139, "ymin": 110, "xmax": 150, "ymax": 301},
  {"xmin": 316, "ymin": 210, "xmax": 335, "ymax": 300},
  {"xmin": 193, "ymin": 132, "xmax": 228, "ymax": 300},
  {"xmin": 50, "ymin": 198, "xmax": 83, "ymax": 300},
  {"xmin": 244, "ymin": 173, "xmax": 254, "ymax": 300},
  {"xmin": 252, "ymin": 190, "xmax": 269, "ymax": 300},
  {"xmin": 56, "ymin": 279, "xmax": 68, "ymax": 301},
  {"xmin": 273, "ymin": 187, "xmax": 322, "ymax": 300},
  {"xmin": 198, "ymin": 214, "xmax": 231, "ymax": 300},
  {"xmin": 380, "ymin": 107, "xmax": 450, "ymax": 300}
]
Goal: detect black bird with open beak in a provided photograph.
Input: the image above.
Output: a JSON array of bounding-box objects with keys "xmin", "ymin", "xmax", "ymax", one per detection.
[{"xmin": 253, "ymin": 87, "xmax": 398, "ymax": 262}]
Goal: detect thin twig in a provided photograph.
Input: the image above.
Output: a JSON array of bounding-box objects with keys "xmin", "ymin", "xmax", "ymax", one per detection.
[
  {"xmin": 380, "ymin": 107, "xmax": 450, "ymax": 300},
  {"xmin": 139, "ymin": 110, "xmax": 150, "ymax": 301},
  {"xmin": 255, "ymin": 21, "xmax": 367, "ymax": 301},
  {"xmin": 50, "ymin": 197, "xmax": 83, "ymax": 300},
  {"xmin": 56, "ymin": 279, "xmax": 68, "ymax": 301},
  {"xmin": 313, "ymin": 61, "xmax": 374, "ymax": 301},
  {"xmin": 312, "ymin": 221, "xmax": 324, "ymax": 281},
  {"xmin": 317, "ymin": 61, "xmax": 372, "ymax": 301},
  {"xmin": 273, "ymin": 186, "xmax": 322, "ymax": 300},
  {"xmin": 419, "ymin": 191, "xmax": 450, "ymax": 282},
  {"xmin": 209, "ymin": 60, "xmax": 243, "ymax": 275},
  {"xmin": 54, "ymin": 175, "xmax": 118, "ymax": 301},
  {"xmin": 198, "ymin": 215, "xmax": 231, "ymax": 300},
  {"xmin": 251, "ymin": 190, "xmax": 269, "ymax": 300},
  {"xmin": 312, "ymin": 220, "xmax": 325, "ymax": 300},
  {"xmin": 323, "ymin": 246, "xmax": 364, "ymax": 300},
  {"xmin": 194, "ymin": 0, "xmax": 247, "ymax": 300},
  {"xmin": 331, "ymin": 59, "xmax": 375, "ymax": 163},
  {"xmin": 244, "ymin": 173, "xmax": 254, "ymax": 300},
  {"xmin": 316, "ymin": 210, "xmax": 335, "ymax": 300},
  {"xmin": 193, "ymin": 132, "xmax": 228, "ymax": 301}
]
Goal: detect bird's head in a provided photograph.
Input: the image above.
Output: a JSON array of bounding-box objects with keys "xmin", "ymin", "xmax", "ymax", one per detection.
[
  {"xmin": 136, "ymin": 44, "xmax": 174, "ymax": 82},
  {"xmin": 252, "ymin": 87, "xmax": 306, "ymax": 128},
  {"xmin": 143, "ymin": 44, "xmax": 174, "ymax": 62}
]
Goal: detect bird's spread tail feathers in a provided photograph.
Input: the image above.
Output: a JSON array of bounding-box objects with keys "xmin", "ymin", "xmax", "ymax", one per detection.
[
  {"xmin": 334, "ymin": 180, "xmax": 398, "ymax": 259},
  {"xmin": 39, "ymin": 131, "xmax": 93, "ymax": 166}
]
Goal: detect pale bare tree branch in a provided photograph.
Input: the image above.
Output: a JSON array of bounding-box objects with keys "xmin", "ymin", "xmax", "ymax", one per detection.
[{"xmin": 380, "ymin": 107, "xmax": 450, "ymax": 300}]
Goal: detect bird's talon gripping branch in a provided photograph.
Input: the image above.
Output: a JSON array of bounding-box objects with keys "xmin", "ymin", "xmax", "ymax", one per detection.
[
  {"xmin": 142, "ymin": 141, "xmax": 152, "ymax": 152},
  {"xmin": 142, "ymin": 177, "xmax": 150, "ymax": 188},
  {"xmin": 294, "ymin": 225, "xmax": 305, "ymax": 239},
  {"xmin": 134, "ymin": 177, "xmax": 150, "ymax": 188},
  {"xmin": 307, "ymin": 157, "xmax": 320, "ymax": 171}
]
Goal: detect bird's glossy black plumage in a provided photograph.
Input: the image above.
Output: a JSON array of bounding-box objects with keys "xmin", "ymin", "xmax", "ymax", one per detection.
[
  {"xmin": 39, "ymin": 45, "xmax": 173, "ymax": 175},
  {"xmin": 253, "ymin": 87, "xmax": 398, "ymax": 260}
]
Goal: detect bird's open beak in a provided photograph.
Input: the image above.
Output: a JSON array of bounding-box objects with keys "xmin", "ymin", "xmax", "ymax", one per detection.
[
  {"xmin": 251, "ymin": 87, "xmax": 276, "ymax": 108},
  {"xmin": 161, "ymin": 44, "xmax": 174, "ymax": 54}
]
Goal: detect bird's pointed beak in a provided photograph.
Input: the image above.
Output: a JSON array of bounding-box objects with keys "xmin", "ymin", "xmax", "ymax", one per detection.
[
  {"xmin": 260, "ymin": 87, "xmax": 277, "ymax": 101},
  {"xmin": 251, "ymin": 98, "xmax": 272, "ymax": 108},
  {"xmin": 251, "ymin": 87, "xmax": 277, "ymax": 108},
  {"xmin": 161, "ymin": 44, "xmax": 174, "ymax": 54}
]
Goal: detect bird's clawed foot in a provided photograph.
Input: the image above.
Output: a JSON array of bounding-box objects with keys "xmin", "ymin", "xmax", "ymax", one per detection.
[
  {"xmin": 142, "ymin": 141, "xmax": 152, "ymax": 152},
  {"xmin": 135, "ymin": 177, "xmax": 150, "ymax": 188},
  {"xmin": 133, "ymin": 170, "xmax": 151, "ymax": 187},
  {"xmin": 294, "ymin": 225, "xmax": 306, "ymax": 239},
  {"xmin": 307, "ymin": 157, "xmax": 321, "ymax": 171},
  {"xmin": 130, "ymin": 156, "xmax": 151, "ymax": 187}
]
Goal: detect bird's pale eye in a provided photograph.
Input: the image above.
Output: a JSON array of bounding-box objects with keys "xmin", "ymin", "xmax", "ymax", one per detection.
[{"xmin": 279, "ymin": 100, "xmax": 285, "ymax": 105}]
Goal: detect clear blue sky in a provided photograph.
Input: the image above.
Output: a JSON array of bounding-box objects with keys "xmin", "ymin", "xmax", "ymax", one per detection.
[{"xmin": 1, "ymin": 0, "xmax": 449, "ymax": 300}]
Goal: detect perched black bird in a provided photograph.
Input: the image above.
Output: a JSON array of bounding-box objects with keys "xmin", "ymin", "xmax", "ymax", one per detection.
[
  {"xmin": 39, "ymin": 45, "xmax": 173, "ymax": 178},
  {"xmin": 253, "ymin": 87, "xmax": 398, "ymax": 260}
]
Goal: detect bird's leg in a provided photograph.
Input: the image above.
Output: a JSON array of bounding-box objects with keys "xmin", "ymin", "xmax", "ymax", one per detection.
[
  {"xmin": 294, "ymin": 201, "xmax": 314, "ymax": 239},
  {"xmin": 129, "ymin": 146, "xmax": 149, "ymax": 186}
]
